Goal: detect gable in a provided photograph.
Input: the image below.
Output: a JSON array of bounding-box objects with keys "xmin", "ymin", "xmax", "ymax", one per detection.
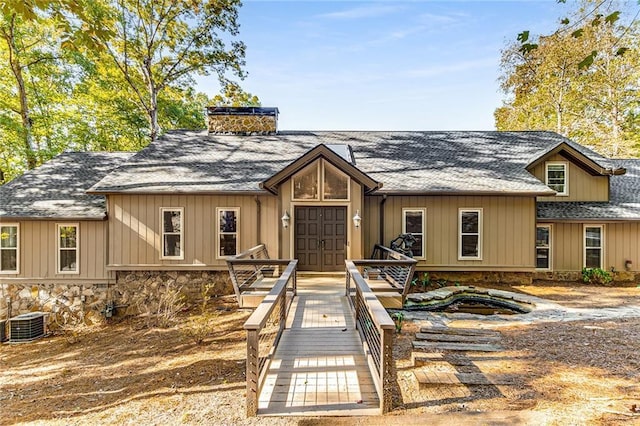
[
  {"xmin": 526, "ymin": 141, "xmax": 625, "ymax": 177},
  {"xmin": 261, "ymin": 144, "xmax": 380, "ymax": 195}
]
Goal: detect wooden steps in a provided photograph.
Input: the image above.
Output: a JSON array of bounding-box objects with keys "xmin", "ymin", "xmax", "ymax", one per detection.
[
  {"xmin": 414, "ymin": 371, "xmax": 518, "ymax": 387},
  {"xmin": 411, "ymin": 325, "xmax": 514, "ymax": 387}
]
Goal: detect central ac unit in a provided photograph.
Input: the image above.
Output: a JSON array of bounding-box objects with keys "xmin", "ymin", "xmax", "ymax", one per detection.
[
  {"xmin": 0, "ymin": 320, "xmax": 6, "ymax": 343},
  {"xmin": 9, "ymin": 312, "xmax": 47, "ymax": 342}
]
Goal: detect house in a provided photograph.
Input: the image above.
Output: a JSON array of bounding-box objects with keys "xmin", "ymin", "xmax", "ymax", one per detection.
[{"xmin": 1, "ymin": 107, "xmax": 639, "ymax": 321}]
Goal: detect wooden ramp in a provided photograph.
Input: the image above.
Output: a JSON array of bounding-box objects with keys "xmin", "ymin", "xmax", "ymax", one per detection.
[{"xmin": 258, "ymin": 276, "xmax": 380, "ymax": 416}]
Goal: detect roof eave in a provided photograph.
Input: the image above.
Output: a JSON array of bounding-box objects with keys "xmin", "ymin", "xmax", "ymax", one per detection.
[{"xmin": 371, "ymin": 189, "xmax": 556, "ymax": 196}]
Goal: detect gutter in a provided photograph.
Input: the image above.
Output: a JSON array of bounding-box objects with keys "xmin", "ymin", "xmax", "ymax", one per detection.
[{"xmin": 379, "ymin": 194, "xmax": 387, "ymax": 247}]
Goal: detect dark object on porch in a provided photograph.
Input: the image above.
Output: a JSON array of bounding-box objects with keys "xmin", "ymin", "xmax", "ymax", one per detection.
[{"xmin": 389, "ymin": 233, "xmax": 417, "ymax": 258}]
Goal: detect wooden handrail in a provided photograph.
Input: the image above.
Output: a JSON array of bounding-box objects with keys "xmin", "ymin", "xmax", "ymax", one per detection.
[
  {"xmin": 243, "ymin": 259, "xmax": 297, "ymax": 417},
  {"xmin": 345, "ymin": 260, "xmax": 394, "ymax": 414}
]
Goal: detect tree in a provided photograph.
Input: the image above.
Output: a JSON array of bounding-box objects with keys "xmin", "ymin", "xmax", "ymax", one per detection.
[
  {"xmin": 90, "ymin": 0, "xmax": 246, "ymax": 142},
  {"xmin": 497, "ymin": 2, "xmax": 640, "ymax": 157},
  {"xmin": 211, "ymin": 81, "xmax": 261, "ymax": 107}
]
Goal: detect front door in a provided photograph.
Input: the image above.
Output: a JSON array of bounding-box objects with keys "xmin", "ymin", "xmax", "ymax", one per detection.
[{"xmin": 295, "ymin": 206, "xmax": 347, "ymax": 272}]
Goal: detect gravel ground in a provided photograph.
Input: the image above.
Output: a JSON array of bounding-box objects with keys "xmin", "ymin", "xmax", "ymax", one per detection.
[{"xmin": 0, "ymin": 286, "xmax": 639, "ymax": 425}]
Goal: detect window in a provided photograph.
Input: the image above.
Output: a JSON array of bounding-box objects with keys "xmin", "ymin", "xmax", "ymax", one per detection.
[
  {"xmin": 323, "ymin": 163, "xmax": 349, "ymax": 200},
  {"xmin": 584, "ymin": 225, "xmax": 603, "ymax": 269},
  {"xmin": 57, "ymin": 224, "xmax": 79, "ymax": 274},
  {"xmin": 402, "ymin": 209, "xmax": 425, "ymax": 258},
  {"xmin": 161, "ymin": 208, "xmax": 183, "ymax": 259},
  {"xmin": 218, "ymin": 208, "xmax": 239, "ymax": 257},
  {"xmin": 459, "ymin": 209, "xmax": 482, "ymax": 260},
  {"xmin": 0, "ymin": 224, "xmax": 19, "ymax": 273},
  {"xmin": 292, "ymin": 163, "xmax": 319, "ymax": 200},
  {"xmin": 536, "ymin": 225, "xmax": 552, "ymax": 270},
  {"xmin": 292, "ymin": 160, "xmax": 350, "ymax": 201},
  {"xmin": 546, "ymin": 162, "xmax": 568, "ymax": 196}
]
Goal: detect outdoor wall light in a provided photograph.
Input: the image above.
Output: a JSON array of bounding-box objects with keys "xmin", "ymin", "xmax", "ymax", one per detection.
[
  {"xmin": 281, "ymin": 211, "xmax": 290, "ymax": 229},
  {"xmin": 352, "ymin": 210, "xmax": 362, "ymax": 229}
]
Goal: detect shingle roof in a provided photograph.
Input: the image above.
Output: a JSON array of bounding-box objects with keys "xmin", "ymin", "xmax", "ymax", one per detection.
[
  {"xmin": 0, "ymin": 152, "xmax": 134, "ymax": 219},
  {"xmin": 90, "ymin": 130, "xmax": 598, "ymax": 195},
  {"xmin": 537, "ymin": 159, "xmax": 640, "ymax": 220}
]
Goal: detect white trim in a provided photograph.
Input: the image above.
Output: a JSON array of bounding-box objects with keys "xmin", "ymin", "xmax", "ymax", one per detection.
[
  {"xmin": 583, "ymin": 224, "xmax": 604, "ymax": 269},
  {"xmin": 402, "ymin": 208, "xmax": 426, "ymax": 260},
  {"xmin": 0, "ymin": 223, "xmax": 19, "ymax": 274},
  {"xmin": 216, "ymin": 207, "xmax": 240, "ymax": 259},
  {"xmin": 535, "ymin": 224, "xmax": 552, "ymax": 271},
  {"xmin": 56, "ymin": 223, "xmax": 79, "ymax": 274},
  {"xmin": 545, "ymin": 161, "xmax": 569, "ymax": 196},
  {"xmin": 458, "ymin": 208, "xmax": 483, "ymax": 260},
  {"xmin": 160, "ymin": 207, "xmax": 184, "ymax": 260}
]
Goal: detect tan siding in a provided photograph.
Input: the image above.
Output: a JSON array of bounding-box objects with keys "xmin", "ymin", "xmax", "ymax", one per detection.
[
  {"xmin": 531, "ymin": 153, "xmax": 609, "ymax": 202},
  {"xmin": 0, "ymin": 220, "xmax": 109, "ymax": 281},
  {"xmin": 549, "ymin": 222, "xmax": 640, "ymax": 272},
  {"xmin": 377, "ymin": 195, "xmax": 536, "ymax": 270},
  {"xmin": 605, "ymin": 223, "xmax": 640, "ymax": 272},
  {"xmin": 109, "ymin": 194, "xmax": 278, "ymax": 268}
]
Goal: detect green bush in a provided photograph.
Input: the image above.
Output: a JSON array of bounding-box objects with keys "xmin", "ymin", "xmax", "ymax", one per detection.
[{"xmin": 581, "ymin": 267, "xmax": 613, "ymax": 285}]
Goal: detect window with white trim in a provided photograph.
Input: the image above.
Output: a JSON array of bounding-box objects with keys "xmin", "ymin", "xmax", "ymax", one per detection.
[
  {"xmin": 459, "ymin": 209, "xmax": 482, "ymax": 260},
  {"xmin": 546, "ymin": 162, "xmax": 568, "ymax": 195},
  {"xmin": 536, "ymin": 225, "xmax": 552, "ymax": 270},
  {"xmin": 584, "ymin": 225, "xmax": 603, "ymax": 269},
  {"xmin": 0, "ymin": 224, "xmax": 19, "ymax": 273},
  {"xmin": 217, "ymin": 208, "xmax": 239, "ymax": 257},
  {"xmin": 402, "ymin": 209, "xmax": 425, "ymax": 259},
  {"xmin": 161, "ymin": 208, "xmax": 183, "ymax": 259},
  {"xmin": 57, "ymin": 224, "xmax": 79, "ymax": 273}
]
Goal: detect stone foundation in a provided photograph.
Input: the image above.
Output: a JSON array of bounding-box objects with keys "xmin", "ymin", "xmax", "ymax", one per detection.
[
  {"xmin": 533, "ymin": 270, "xmax": 640, "ymax": 286},
  {"xmin": 0, "ymin": 271, "xmax": 234, "ymax": 328},
  {"xmin": 416, "ymin": 271, "xmax": 534, "ymax": 286}
]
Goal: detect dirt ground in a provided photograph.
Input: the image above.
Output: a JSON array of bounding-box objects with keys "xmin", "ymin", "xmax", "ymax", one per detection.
[{"xmin": 1, "ymin": 286, "xmax": 639, "ymax": 425}]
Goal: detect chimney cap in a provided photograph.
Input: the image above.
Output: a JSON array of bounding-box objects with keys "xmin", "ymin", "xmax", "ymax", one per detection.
[{"xmin": 206, "ymin": 106, "xmax": 279, "ymax": 116}]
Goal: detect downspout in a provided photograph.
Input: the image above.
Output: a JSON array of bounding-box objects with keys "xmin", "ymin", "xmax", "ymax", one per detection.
[
  {"xmin": 254, "ymin": 196, "xmax": 261, "ymax": 246},
  {"xmin": 379, "ymin": 194, "xmax": 387, "ymax": 250}
]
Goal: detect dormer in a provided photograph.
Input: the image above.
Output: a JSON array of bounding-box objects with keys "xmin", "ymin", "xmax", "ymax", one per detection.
[{"xmin": 526, "ymin": 141, "xmax": 625, "ymax": 202}]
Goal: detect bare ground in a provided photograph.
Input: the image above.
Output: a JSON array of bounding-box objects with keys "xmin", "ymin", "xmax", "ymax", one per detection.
[{"xmin": 1, "ymin": 287, "xmax": 639, "ymax": 425}]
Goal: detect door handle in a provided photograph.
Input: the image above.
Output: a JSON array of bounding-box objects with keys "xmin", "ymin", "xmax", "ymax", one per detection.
[{"xmin": 321, "ymin": 240, "xmax": 325, "ymax": 250}]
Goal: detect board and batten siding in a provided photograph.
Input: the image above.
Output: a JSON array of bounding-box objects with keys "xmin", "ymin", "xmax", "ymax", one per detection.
[
  {"xmin": 108, "ymin": 194, "xmax": 278, "ymax": 268},
  {"xmin": 548, "ymin": 222, "xmax": 640, "ymax": 272},
  {"xmin": 530, "ymin": 153, "xmax": 609, "ymax": 202},
  {"xmin": 0, "ymin": 220, "xmax": 110, "ymax": 282},
  {"xmin": 364, "ymin": 195, "xmax": 537, "ymax": 270}
]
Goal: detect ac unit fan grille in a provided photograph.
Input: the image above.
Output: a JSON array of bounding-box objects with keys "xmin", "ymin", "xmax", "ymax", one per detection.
[{"xmin": 9, "ymin": 313, "xmax": 46, "ymax": 342}]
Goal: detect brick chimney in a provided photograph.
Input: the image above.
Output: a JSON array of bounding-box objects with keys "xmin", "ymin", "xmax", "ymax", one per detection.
[{"xmin": 206, "ymin": 107, "xmax": 278, "ymax": 135}]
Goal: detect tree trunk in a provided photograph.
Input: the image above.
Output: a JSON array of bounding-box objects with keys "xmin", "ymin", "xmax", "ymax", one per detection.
[{"xmin": 3, "ymin": 16, "xmax": 37, "ymax": 169}]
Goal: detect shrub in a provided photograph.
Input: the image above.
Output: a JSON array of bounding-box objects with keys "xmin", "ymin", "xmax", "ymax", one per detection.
[
  {"xmin": 391, "ymin": 312, "xmax": 405, "ymax": 333},
  {"xmin": 582, "ymin": 267, "xmax": 613, "ymax": 285}
]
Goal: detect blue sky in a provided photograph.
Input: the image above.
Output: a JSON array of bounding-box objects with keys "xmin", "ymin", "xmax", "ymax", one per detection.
[{"xmin": 195, "ymin": 1, "xmax": 565, "ymax": 130}]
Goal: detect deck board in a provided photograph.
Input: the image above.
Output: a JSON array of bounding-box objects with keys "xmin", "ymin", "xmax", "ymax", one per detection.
[{"xmin": 258, "ymin": 277, "xmax": 380, "ymax": 416}]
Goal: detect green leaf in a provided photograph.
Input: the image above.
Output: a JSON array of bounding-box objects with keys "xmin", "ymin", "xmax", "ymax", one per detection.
[
  {"xmin": 517, "ymin": 31, "xmax": 530, "ymax": 43},
  {"xmin": 578, "ymin": 51, "xmax": 597, "ymax": 70},
  {"xmin": 615, "ymin": 47, "xmax": 629, "ymax": 56},
  {"xmin": 560, "ymin": 18, "xmax": 570, "ymax": 25},
  {"xmin": 605, "ymin": 11, "xmax": 620, "ymax": 25},
  {"xmin": 519, "ymin": 43, "xmax": 539, "ymax": 54},
  {"xmin": 571, "ymin": 29, "xmax": 584, "ymax": 38},
  {"xmin": 592, "ymin": 14, "xmax": 603, "ymax": 26}
]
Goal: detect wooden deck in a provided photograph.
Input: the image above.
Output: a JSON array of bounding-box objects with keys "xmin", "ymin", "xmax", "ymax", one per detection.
[{"xmin": 258, "ymin": 276, "xmax": 380, "ymax": 416}]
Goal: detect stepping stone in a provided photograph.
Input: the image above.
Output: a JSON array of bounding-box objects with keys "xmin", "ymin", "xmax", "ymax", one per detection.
[
  {"xmin": 414, "ymin": 370, "xmax": 518, "ymax": 387},
  {"xmin": 413, "ymin": 341, "xmax": 504, "ymax": 352},
  {"xmin": 412, "ymin": 352, "xmax": 474, "ymax": 367},
  {"xmin": 419, "ymin": 326, "xmax": 501, "ymax": 337},
  {"xmin": 414, "ymin": 332, "xmax": 502, "ymax": 343}
]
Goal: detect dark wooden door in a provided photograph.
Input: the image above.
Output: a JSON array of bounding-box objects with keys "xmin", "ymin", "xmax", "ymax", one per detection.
[{"xmin": 295, "ymin": 206, "xmax": 346, "ymax": 272}]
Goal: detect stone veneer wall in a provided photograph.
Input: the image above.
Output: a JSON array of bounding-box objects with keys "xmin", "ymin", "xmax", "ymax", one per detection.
[
  {"xmin": 416, "ymin": 270, "xmax": 639, "ymax": 286},
  {"xmin": 208, "ymin": 114, "xmax": 276, "ymax": 134},
  {"xmin": 0, "ymin": 271, "xmax": 234, "ymax": 328}
]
